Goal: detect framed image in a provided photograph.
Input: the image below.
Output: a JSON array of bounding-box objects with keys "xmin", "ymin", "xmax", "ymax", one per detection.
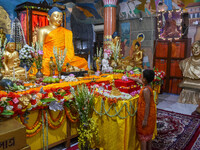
[{"xmin": 157, "ymin": 9, "xmax": 182, "ymax": 40}]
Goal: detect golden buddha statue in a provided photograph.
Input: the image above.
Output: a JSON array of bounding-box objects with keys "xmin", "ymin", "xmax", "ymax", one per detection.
[
  {"xmin": 129, "ymin": 33, "xmax": 144, "ymax": 57},
  {"xmin": 29, "ymin": 7, "xmax": 88, "ymax": 76},
  {"xmin": 2, "ymin": 42, "xmax": 26, "ymax": 80},
  {"xmin": 49, "ymin": 56, "xmax": 56, "ymax": 76},
  {"xmin": 112, "ymin": 31, "xmax": 120, "ymax": 47},
  {"xmin": 95, "ymin": 57, "xmax": 101, "ymax": 72},
  {"xmin": 120, "ymin": 42, "xmax": 143, "ymax": 70},
  {"xmin": 110, "ymin": 79, "xmax": 121, "ymax": 96}
]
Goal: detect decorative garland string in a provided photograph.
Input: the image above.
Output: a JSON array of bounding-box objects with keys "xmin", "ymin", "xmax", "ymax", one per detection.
[
  {"xmin": 93, "ymin": 96, "xmax": 138, "ymax": 119},
  {"xmin": 48, "ymin": 109, "xmax": 63, "ymax": 122},
  {"xmin": 42, "ymin": 109, "xmax": 45, "ymax": 150},
  {"xmin": 65, "ymin": 107, "xmax": 78, "ymax": 123},
  {"xmin": 46, "ymin": 110, "xmax": 48, "ymax": 150},
  {"xmin": 44, "ymin": 110, "xmax": 66, "ymax": 129}
]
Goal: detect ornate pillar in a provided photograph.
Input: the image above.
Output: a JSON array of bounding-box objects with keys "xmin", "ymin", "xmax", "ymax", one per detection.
[{"xmin": 103, "ymin": 0, "xmax": 118, "ymax": 46}]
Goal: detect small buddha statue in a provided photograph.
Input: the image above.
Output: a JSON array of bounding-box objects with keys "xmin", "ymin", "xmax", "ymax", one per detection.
[
  {"xmin": 110, "ymin": 79, "xmax": 121, "ymax": 96},
  {"xmin": 2, "ymin": 42, "xmax": 26, "ymax": 80},
  {"xmin": 49, "ymin": 57, "xmax": 56, "ymax": 76},
  {"xmin": 96, "ymin": 57, "xmax": 101, "ymax": 72},
  {"xmin": 120, "ymin": 42, "xmax": 143, "ymax": 70},
  {"xmin": 132, "ymin": 42, "xmax": 143, "ymax": 68},
  {"xmin": 112, "ymin": 31, "xmax": 120, "ymax": 47}
]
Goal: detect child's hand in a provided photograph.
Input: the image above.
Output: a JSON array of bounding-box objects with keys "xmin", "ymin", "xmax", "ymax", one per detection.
[{"xmin": 142, "ymin": 119, "xmax": 147, "ymax": 128}]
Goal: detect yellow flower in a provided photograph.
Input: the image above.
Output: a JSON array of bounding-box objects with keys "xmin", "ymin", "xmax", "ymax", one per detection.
[
  {"xmin": 48, "ymin": 92, "xmax": 53, "ymax": 98},
  {"xmin": 37, "ymin": 101, "xmax": 42, "ymax": 106},
  {"xmin": 21, "ymin": 108, "xmax": 27, "ymax": 112},
  {"xmin": 1, "ymin": 97, "xmax": 7, "ymax": 102},
  {"xmin": 27, "ymin": 103, "xmax": 32, "ymax": 109}
]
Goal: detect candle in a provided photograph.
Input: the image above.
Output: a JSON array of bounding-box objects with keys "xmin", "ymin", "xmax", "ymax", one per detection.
[
  {"xmin": 25, "ymin": 66, "xmax": 27, "ymax": 79},
  {"xmin": 13, "ymin": 67, "xmax": 15, "ymax": 80}
]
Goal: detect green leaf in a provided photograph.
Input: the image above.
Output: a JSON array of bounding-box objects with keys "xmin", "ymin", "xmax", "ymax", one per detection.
[
  {"xmin": 41, "ymin": 98, "xmax": 56, "ymax": 103},
  {"xmin": 1, "ymin": 110, "xmax": 14, "ymax": 116}
]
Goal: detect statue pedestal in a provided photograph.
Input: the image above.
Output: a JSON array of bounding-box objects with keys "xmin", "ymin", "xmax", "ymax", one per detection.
[{"xmin": 179, "ymin": 78, "xmax": 200, "ymax": 113}]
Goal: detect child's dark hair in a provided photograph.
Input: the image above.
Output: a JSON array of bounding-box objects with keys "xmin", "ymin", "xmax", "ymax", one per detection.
[{"xmin": 143, "ymin": 69, "xmax": 155, "ymax": 83}]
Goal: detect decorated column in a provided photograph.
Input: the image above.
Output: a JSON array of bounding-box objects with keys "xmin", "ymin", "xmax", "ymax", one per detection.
[{"xmin": 103, "ymin": 0, "xmax": 118, "ymax": 46}]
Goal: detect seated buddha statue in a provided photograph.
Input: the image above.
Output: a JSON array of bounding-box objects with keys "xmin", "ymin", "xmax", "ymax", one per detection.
[
  {"xmin": 2, "ymin": 42, "xmax": 26, "ymax": 80},
  {"xmin": 29, "ymin": 7, "xmax": 88, "ymax": 76},
  {"xmin": 120, "ymin": 42, "xmax": 143, "ymax": 70}
]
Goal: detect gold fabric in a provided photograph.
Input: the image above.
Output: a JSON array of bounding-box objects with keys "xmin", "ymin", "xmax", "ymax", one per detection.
[{"xmin": 92, "ymin": 96, "xmax": 157, "ymax": 150}]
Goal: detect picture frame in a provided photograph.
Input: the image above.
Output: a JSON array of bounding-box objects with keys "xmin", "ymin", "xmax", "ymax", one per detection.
[{"xmin": 157, "ymin": 9, "xmax": 182, "ymax": 40}]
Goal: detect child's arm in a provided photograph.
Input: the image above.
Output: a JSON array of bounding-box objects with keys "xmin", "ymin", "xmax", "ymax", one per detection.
[
  {"xmin": 142, "ymin": 88, "xmax": 151, "ymax": 127},
  {"xmin": 128, "ymin": 77, "xmax": 143, "ymax": 85}
]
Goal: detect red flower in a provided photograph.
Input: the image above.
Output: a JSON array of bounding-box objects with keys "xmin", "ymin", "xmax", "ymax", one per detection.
[
  {"xmin": 31, "ymin": 99, "xmax": 37, "ymax": 105},
  {"xmin": 7, "ymin": 92, "xmax": 16, "ymax": 98},
  {"xmin": 0, "ymin": 106, "xmax": 4, "ymax": 113},
  {"xmin": 8, "ymin": 101, "xmax": 14, "ymax": 106}
]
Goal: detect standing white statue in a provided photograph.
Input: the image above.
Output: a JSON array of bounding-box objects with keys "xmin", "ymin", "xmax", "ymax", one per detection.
[{"xmin": 102, "ymin": 53, "xmax": 113, "ymax": 73}]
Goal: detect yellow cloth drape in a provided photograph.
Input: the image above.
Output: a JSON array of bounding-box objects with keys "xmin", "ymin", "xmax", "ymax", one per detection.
[
  {"xmin": 29, "ymin": 27, "xmax": 88, "ymax": 76},
  {"xmin": 92, "ymin": 96, "xmax": 157, "ymax": 150}
]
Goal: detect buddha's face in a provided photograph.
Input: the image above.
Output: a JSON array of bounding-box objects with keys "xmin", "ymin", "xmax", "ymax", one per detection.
[
  {"xmin": 138, "ymin": 37, "xmax": 143, "ymax": 42},
  {"xmin": 192, "ymin": 43, "xmax": 200, "ymax": 57},
  {"xmin": 49, "ymin": 11, "xmax": 63, "ymax": 27},
  {"xmin": 7, "ymin": 43, "xmax": 15, "ymax": 53}
]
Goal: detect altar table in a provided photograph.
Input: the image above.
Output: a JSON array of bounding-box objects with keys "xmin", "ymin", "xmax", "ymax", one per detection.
[{"xmin": 92, "ymin": 95, "xmax": 157, "ymax": 150}]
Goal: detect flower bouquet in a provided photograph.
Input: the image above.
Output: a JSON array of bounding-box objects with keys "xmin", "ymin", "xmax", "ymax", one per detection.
[
  {"xmin": 53, "ymin": 47, "xmax": 67, "ymax": 78},
  {"xmin": 70, "ymin": 84, "xmax": 99, "ymax": 150},
  {"xmin": 19, "ymin": 44, "xmax": 34, "ymax": 69},
  {"xmin": 32, "ymin": 42, "xmax": 43, "ymax": 78}
]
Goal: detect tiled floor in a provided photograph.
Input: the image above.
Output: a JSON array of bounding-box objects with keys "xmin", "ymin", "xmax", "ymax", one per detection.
[
  {"xmin": 50, "ymin": 93, "xmax": 199, "ymax": 150},
  {"xmin": 157, "ymin": 93, "xmax": 198, "ymax": 115}
]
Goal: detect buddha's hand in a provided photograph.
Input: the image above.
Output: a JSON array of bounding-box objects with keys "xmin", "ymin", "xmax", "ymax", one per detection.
[{"xmin": 4, "ymin": 69, "xmax": 10, "ymax": 75}]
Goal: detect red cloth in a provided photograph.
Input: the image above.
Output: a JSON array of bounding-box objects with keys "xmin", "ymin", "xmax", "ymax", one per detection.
[{"xmin": 114, "ymin": 79, "xmax": 140, "ymax": 93}]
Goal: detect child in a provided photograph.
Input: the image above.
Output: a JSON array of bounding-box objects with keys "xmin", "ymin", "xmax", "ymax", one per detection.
[{"xmin": 129, "ymin": 69, "xmax": 156, "ymax": 150}]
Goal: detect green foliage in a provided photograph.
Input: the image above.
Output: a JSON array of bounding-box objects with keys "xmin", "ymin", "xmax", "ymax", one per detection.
[{"xmin": 70, "ymin": 84, "xmax": 94, "ymax": 124}]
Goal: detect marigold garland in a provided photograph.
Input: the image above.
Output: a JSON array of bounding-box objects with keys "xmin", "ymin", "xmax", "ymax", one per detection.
[
  {"xmin": 65, "ymin": 107, "xmax": 78, "ymax": 123},
  {"xmin": 44, "ymin": 110, "xmax": 66, "ymax": 129},
  {"xmin": 20, "ymin": 110, "xmax": 42, "ymax": 130},
  {"xmin": 19, "ymin": 110, "xmax": 43, "ymax": 137},
  {"xmin": 48, "ymin": 109, "xmax": 63, "ymax": 122}
]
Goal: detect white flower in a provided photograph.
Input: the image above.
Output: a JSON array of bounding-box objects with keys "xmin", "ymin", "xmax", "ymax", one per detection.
[
  {"xmin": 6, "ymin": 105, "xmax": 13, "ymax": 111},
  {"xmin": 17, "ymin": 104, "xmax": 22, "ymax": 109}
]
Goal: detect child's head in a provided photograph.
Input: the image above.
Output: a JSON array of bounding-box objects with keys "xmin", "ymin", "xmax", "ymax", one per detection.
[{"xmin": 142, "ymin": 69, "xmax": 155, "ymax": 84}]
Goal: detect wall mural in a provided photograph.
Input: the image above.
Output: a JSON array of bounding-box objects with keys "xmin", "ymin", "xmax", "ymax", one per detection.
[
  {"xmin": 120, "ymin": 22, "xmax": 130, "ymax": 57},
  {"xmin": 119, "ymin": 0, "xmax": 141, "ymax": 20}
]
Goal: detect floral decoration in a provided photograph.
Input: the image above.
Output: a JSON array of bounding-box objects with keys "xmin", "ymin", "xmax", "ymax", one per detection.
[
  {"xmin": 19, "ymin": 44, "xmax": 35, "ymax": 68},
  {"xmin": 32, "ymin": 42, "xmax": 43, "ymax": 69}
]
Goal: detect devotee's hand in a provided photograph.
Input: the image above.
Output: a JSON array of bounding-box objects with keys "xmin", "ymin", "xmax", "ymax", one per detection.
[{"xmin": 142, "ymin": 119, "xmax": 147, "ymax": 128}]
